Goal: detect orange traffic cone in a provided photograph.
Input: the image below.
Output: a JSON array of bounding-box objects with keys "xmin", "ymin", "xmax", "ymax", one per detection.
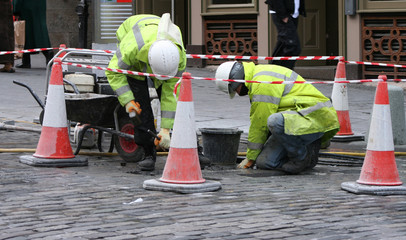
[
  {"xmin": 331, "ymin": 61, "xmax": 364, "ymax": 141},
  {"xmin": 341, "ymin": 76, "xmax": 406, "ymax": 195},
  {"xmin": 143, "ymin": 72, "xmax": 221, "ymax": 193},
  {"xmin": 57, "ymin": 44, "xmax": 68, "ymax": 71},
  {"xmin": 19, "ymin": 58, "xmax": 88, "ymax": 167}
]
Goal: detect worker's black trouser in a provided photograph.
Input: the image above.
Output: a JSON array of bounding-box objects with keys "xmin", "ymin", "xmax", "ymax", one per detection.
[
  {"xmin": 127, "ymin": 77, "xmax": 160, "ymax": 158},
  {"xmin": 270, "ymin": 14, "xmax": 301, "ymax": 70}
]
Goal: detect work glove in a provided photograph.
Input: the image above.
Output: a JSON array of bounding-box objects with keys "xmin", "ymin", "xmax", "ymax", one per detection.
[
  {"xmin": 154, "ymin": 128, "xmax": 171, "ymax": 151},
  {"xmin": 125, "ymin": 100, "xmax": 142, "ymax": 116},
  {"xmin": 237, "ymin": 158, "xmax": 255, "ymax": 169}
]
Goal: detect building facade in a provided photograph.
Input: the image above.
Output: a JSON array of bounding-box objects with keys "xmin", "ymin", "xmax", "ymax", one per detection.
[{"xmin": 47, "ymin": 0, "xmax": 406, "ymax": 79}]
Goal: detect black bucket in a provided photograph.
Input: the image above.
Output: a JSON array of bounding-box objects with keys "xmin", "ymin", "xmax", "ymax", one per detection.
[{"xmin": 200, "ymin": 128, "xmax": 243, "ymax": 165}]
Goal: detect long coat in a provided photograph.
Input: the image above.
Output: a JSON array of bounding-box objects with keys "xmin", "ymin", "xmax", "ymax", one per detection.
[
  {"xmin": 13, "ymin": 0, "xmax": 51, "ymax": 49},
  {"xmin": 0, "ymin": 0, "xmax": 14, "ymax": 64}
]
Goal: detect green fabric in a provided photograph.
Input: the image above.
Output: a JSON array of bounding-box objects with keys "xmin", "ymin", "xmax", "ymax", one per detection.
[
  {"xmin": 105, "ymin": 14, "xmax": 187, "ymax": 129},
  {"xmin": 13, "ymin": 0, "xmax": 51, "ymax": 49},
  {"xmin": 242, "ymin": 62, "xmax": 340, "ymax": 161}
]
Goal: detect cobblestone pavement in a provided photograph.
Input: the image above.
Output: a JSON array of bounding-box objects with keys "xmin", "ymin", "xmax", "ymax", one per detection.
[
  {"xmin": 1, "ymin": 130, "xmax": 406, "ymax": 240},
  {"xmin": 2, "ymin": 56, "xmax": 406, "ymax": 239}
]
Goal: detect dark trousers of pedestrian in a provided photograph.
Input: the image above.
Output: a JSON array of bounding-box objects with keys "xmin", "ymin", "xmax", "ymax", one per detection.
[
  {"xmin": 127, "ymin": 76, "xmax": 158, "ymax": 160},
  {"xmin": 270, "ymin": 15, "xmax": 301, "ymax": 70},
  {"xmin": 21, "ymin": 50, "xmax": 54, "ymax": 67}
]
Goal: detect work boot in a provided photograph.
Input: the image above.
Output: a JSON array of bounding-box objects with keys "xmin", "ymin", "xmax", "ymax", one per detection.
[
  {"xmin": 306, "ymin": 138, "xmax": 322, "ymax": 170},
  {"xmin": 138, "ymin": 155, "xmax": 155, "ymax": 171},
  {"xmin": 280, "ymin": 148, "xmax": 312, "ymax": 174}
]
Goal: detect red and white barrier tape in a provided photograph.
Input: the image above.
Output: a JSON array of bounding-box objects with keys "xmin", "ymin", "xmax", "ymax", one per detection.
[
  {"xmin": 190, "ymin": 76, "xmax": 406, "ymax": 84},
  {"xmin": 186, "ymin": 54, "xmax": 343, "ymax": 61},
  {"xmin": 65, "ymin": 61, "xmax": 406, "ymax": 85},
  {"xmin": 63, "ymin": 62, "xmax": 177, "ymax": 80},
  {"xmin": 6, "ymin": 46, "xmax": 406, "ymax": 70},
  {"xmin": 342, "ymin": 60, "xmax": 406, "ymax": 69},
  {"xmin": 60, "ymin": 48, "xmax": 343, "ymax": 62},
  {"xmin": 0, "ymin": 47, "xmax": 58, "ymax": 56}
]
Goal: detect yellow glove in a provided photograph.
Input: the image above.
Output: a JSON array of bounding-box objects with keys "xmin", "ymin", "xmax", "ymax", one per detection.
[
  {"xmin": 154, "ymin": 128, "xmax": 171, "ymax": 151},
  {"xmin": 237, "ymin": 158, "xmax": 255, "ymax": 169},
  {"xmin": 125, "ymin": 100, "xmax": 142, "ymax": 115}
]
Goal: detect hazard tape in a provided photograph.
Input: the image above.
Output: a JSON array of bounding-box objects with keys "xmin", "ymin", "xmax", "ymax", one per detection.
[
  {"xmin": 343, "ymin": 60, "xmax": 406, "ymax": 69},
  {"xmin": 58, "ymin": 47, "xmax": 406, "ymax": 69},
  {"xmin": 0, "ymin": 47, "xmax": 58, "ymax": 56},
  {"xmin": 5, "ymin": 46, "xmax": 406, "ymax": 71},
  {"xmin": 63, "ymin": 62, "xmax": 177, "ymax": 80},
  {"xmin": 186, "ymin": 54, "xmax": 343, "ymax": 61},
  {"xmin": 61, "ymin": 48, "xmax": 343, "ymax": 61},
  {"xmin": 191, "ymin": 76, "xmax": 406, "ymax": 84},
  {"xmin": 59, "ymin": 47, "xmax": 343, "ymax": 61},
  {"xmin": 63, "ymin": 59, "xmax": 406, "ymax": 99},
  {"xmin": 64, "ymin": 61, "xmax": 406, "ymax": 85}
]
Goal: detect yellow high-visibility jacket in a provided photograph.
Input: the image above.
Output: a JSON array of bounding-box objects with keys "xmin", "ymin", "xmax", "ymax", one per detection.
[
  {"xmin": 242, "ymin": 62, "xmax": 340, "ymax": 161},
  {"xmin": 105, "ymin": 14, "xmax": 187, "ymax": 129}
]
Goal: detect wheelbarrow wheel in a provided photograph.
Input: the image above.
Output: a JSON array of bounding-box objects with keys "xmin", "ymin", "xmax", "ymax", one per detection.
[{"xmin": 114, "ymin": 116, "xmax": 145, "ymax": 162}]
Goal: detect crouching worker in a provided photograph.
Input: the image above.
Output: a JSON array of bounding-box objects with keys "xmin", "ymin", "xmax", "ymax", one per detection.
[
  {"xmin": 106, "ymin": 13, "xmax": 186, "ymax": 171},
  {"xmin": 215, "ymin": 62, "xmax": 339, "ymax": 174}
]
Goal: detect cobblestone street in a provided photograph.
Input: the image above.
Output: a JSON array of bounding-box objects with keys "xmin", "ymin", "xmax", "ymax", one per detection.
[
  {"xmin": 1, "ymin": 130, "xmax": 406, "ymax": 239},
  {"xmin": 2, "ymin": 56, "xmax": 406, "ymax": 239}
]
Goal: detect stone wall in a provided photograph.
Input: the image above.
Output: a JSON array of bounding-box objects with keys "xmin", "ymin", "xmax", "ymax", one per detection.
[{"xmin": 47, "ymin": 0, "xmax": 94, "ymax": 49}]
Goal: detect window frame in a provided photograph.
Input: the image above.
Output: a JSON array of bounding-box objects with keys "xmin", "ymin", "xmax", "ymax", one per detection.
[
  {"xmin": 201, "ymin": 0, "xmax": 258, "ymax": 15},
  {"xmin": 359, "ymin": 0, "xmax": 406, "ymax": 13}
]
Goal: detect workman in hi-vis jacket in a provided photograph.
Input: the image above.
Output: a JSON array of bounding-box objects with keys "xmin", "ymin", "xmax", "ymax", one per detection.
[
  {"xmin": 106, "ymin": 13, "xmax": 186, "ymax": 171},
  {"xmin": 215, "ymin": 61, "xmax": 340, "ymax": 174}
]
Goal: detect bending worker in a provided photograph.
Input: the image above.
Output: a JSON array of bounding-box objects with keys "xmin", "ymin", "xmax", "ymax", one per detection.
[
  {"xmin": 215, "ymin": 61, "xmax": 340, "ymax": 174},
  {"xmin": 106, "ymin": 13, "xmax": 186, "ymax": 171}
]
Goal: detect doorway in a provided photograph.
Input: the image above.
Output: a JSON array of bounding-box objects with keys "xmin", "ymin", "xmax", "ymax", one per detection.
[
  {"xmin": 134, "ymin": 0, "xmax": 188, "ymax": 45},
  {"xmin": 270, "ymin": 0, "xmax": 339, "ymax": 67}
]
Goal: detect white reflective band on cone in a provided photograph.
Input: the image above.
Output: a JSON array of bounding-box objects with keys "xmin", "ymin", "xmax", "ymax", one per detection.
[
  {"xmin": 42, "ymin": 85, "xmax": 68, "ymax": 128},
  {"xmin": 170, "ymin": 101, "xmax": 197, "ymax": 149},
  {"xmin": 367, "ymin": 104, "xmax": 394, "ymax": 151}
]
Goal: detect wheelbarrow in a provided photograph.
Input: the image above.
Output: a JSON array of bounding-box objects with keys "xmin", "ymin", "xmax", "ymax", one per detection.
[{"xmin": 13, "ymin": 80, "xmax": 156, "ymax": 163}]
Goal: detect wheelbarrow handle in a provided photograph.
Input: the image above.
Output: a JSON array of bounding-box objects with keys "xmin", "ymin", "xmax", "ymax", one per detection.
[
  {"xmin": 13, "ymin": 80, "xmax": 45, "ymax": 109},
  {"xmin": 129, "ymin": 112, "xmax": 161, "ymax": 141},
  {"xmin": 147, "ymin": 129, "xmax": 161, "ymax": 140}
]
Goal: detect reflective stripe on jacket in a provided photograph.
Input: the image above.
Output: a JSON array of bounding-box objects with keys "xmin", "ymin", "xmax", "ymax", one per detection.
[
  {"xmin": 105, "ymin": 14, "xmax": 187, "ymax": 129},
  {"xmin": 243, "ymin": 62, "xmax": 339, "ymax": 161}
]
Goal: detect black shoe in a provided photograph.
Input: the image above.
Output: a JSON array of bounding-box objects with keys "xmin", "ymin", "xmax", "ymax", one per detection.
[
  {"xmin": 138, "ymin": 156, "xmax": 155, "ymax": 171},
  {"xmin": 16, "ymin": 63, "xmax": 31, "ymax": 68}
]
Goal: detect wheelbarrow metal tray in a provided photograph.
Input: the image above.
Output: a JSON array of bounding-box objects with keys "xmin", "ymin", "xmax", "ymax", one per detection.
[{"xmin": 65, "ymin": 93, "xmax": 119, "ymax": 127}]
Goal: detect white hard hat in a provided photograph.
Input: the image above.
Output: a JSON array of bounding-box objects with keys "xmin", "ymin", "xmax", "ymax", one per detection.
[
  {"xmin": 148, "ymin": 40, "xmax": 180, "ymax": 80},
  {"xmin": 215, "ymin": 61, "xmax": 238, "ymax": 99}
]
